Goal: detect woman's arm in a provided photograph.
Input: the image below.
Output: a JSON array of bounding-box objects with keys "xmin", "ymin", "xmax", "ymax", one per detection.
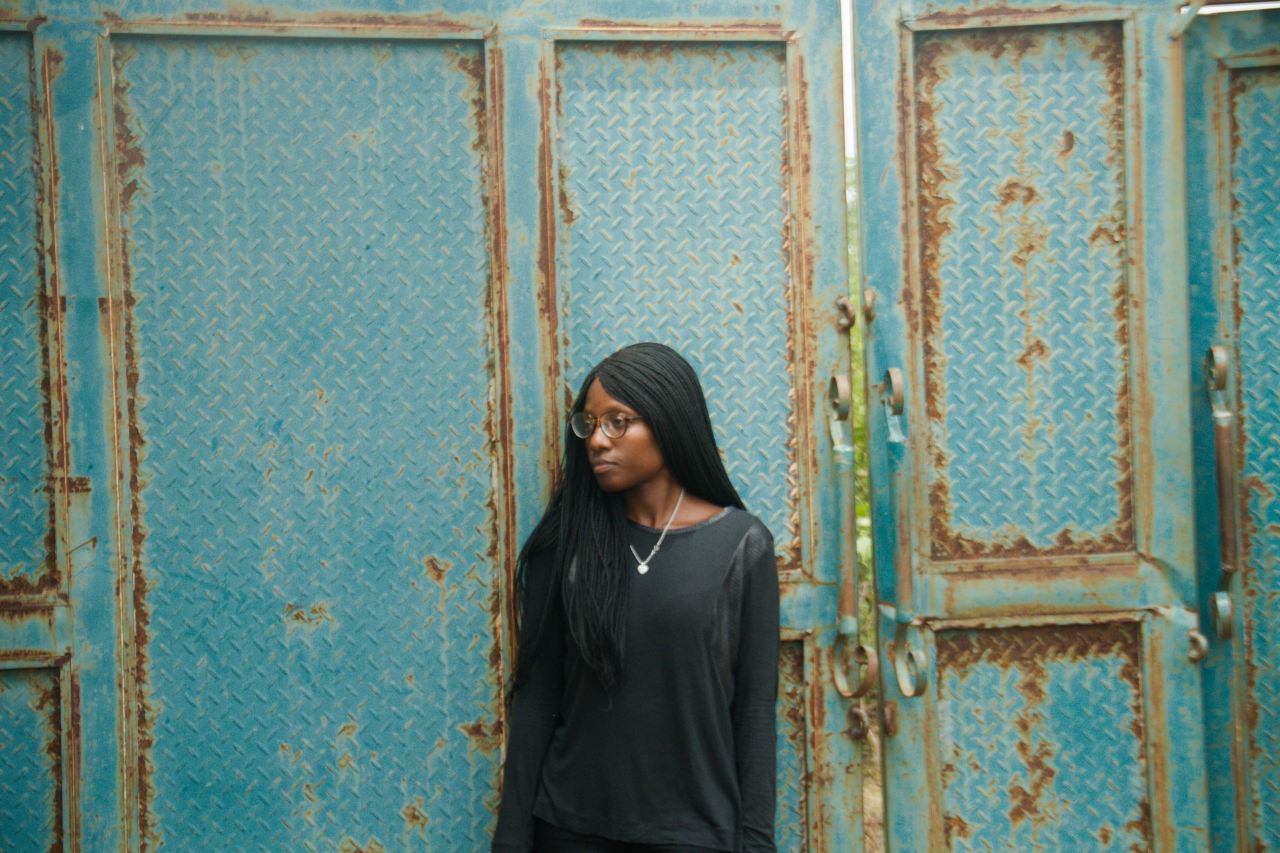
[
  {"xmin": 492, "ymin": 552, "xmax": 566, "ymax": 853},
  {"xmin": 730, "ymin": 523, "xmax": 781, "ymax": 853}
]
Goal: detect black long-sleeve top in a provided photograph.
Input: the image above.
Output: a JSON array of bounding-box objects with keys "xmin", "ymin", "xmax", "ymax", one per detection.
[{"xmin": 491, "ymin": 507, "xmax": 780, "ymax": 852}]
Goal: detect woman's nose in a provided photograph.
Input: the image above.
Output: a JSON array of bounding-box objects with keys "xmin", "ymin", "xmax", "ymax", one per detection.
[{"xmin": 586, "ymin": 425, "xmax": 612, "ymax": 452}]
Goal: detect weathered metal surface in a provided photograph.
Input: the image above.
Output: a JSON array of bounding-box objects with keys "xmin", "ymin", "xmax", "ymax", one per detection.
[
  {"xmin": 0, "ymin": 666, "xmax": 63, "ymax": 852},
  {"xmin": 554, "ymin": 40, "xmax": 801, "ymax": 567},
  {"xmin": 1230, "ymin": 63, "xmax": 1280, "ymax": 853},
  {"xmin": 110, "ymin": 35, "xmax": 502, "ymax": 849},
  {"xmin": 0, "ymin": 30, "xmax": 57, "ymax": 596},
  {"xmin": 858, "ymin": 0, "xmax": 1209, "ymax": 845},
  {"xmin": 936, "ymin": 622, "xmax": 1149, "ymax": 850},
  {"xmin": 1185, "ymin": 12, "xmax": 1280, "ymax": 850},
  {"xmin": 914, "ymin": 22, "xmax": 1133, "ymax": 562},
  {"xmin": 777, "ymin": 639, "xmax": 809, "ymax": 853}
]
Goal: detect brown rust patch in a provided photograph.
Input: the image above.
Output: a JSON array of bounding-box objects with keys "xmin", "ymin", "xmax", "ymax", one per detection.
[
  {"xmin": 423, "ymin": 556, "xmax": 452, "ymax": 584},
  {"xmin": 112, "ymin": 42, "xmax": 161, "ymax": 846},
  {"xmin": 914, "ymin": 33, "xmax": 954, "ymax": 429},
  {"xmin": 557, "ymin": 163, "xmax": 575, "ymax": 226},
  {"xmin": 338, "ymin": 838, "xmax": 386, "ymax": 853},
  {"xmin": 912, "ymin": 4, "xmax": 1069, "ymax": 29},
  {"xmin": 536, "ymin": 53, "xmax": 563, "ymax": 476},
  {"xmin": 459, "ymin": 717, "xmax": 503, "ymax": 754},
  {"xmin": 996, "ymin": 179, "xmax": 1039, "ymax": 210},
  {"xmin": 402, "ymin": 798, "xmax": 429, "ymax": 833},
  {"xmin": 943, "ymin": 814, "xmax": 971, "ymax": 843},
  {"xmin": 1016, "ymin": 337, "xmax": 1049, "ymax": 371},
  {"xmin": 30, "ymin": 669, "xmax": 65, "ymax": 853},
  {"xmin": 284, "ymin": 602, "xmax": 334, "ymax": 629}
]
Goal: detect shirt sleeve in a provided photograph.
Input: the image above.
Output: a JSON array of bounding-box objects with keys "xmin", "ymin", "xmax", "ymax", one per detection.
[
  {"xmin": 730, "ymin": 523, "xmax": 780, "ymax": 853},
  {"xmin": 491, "ymin": 551, "xmax": 566, "ymax": 853}
]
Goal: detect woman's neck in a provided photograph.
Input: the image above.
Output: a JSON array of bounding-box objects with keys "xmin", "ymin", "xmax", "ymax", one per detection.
[{"xmin": 623, "ymin": 476, "xmax": 684, "ymax": 528}]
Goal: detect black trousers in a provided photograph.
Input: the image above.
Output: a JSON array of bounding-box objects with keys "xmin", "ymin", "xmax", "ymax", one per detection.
[{"xmin": 532, "ymin": 816, "xmax": 729, "ymax": 853}]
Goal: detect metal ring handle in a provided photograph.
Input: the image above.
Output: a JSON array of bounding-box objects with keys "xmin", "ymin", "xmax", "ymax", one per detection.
[
  {"xmin": 894, "ymin": 623, "xmax": 927, "ymax": 698},
  {"xmin": 1212, "ymin": 590, "xmax": 1234, "ymax": 640}
]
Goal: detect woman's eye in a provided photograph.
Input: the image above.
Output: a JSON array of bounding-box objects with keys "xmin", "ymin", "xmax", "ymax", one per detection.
[{"xmin": 607, "ymin": 415, "xmax": 628, "ymax": 430}]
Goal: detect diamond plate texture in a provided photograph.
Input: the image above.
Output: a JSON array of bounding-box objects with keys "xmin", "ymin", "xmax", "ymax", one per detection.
[
  {"xmin": 0, "ymin": 667, "xmax": 62, "ymax": 852},
  {"xmin": 1232, "ymin": 65, "xmax": 1280, "ymax": 851},
  {"xmin": 0, "ymin": 33, "xmax": 52, "ymax": 590},
  {"xmin": 555, "ymin": 43, "xmax": 797, "ymax": 553},
  {"xmin": 113, "ymin": 37, "xmax": 499, "ymax": 850},
  {"xmin": 914, "ymin": 24, "xmax": 1134, "ymax": 560},
  {"xmin": 776, "ymin": 640, "xmax": 808, "ymax": 853},
  {"xmin": 936, "ymin": 623, "xmax": 1149, "ymax": 851}
]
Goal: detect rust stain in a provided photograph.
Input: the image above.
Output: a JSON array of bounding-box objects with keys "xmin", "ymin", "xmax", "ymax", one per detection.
[
  {"xmin": 557, "ymin": 163, "xmax": 575, "ymax": 226},
  {"xmin": 944, "ymin": 814, "xmax": 971, "ymax": 843},
  {"xmin": 912, "ymin": 4, "xmax": 1069, "ymax": 29},
  {"xmin": 338, "ymin": 838, "xmax": 386, "ymax": 853},
  {"xmin": 33, "ymin": 670, "xmax": 64, "ymax": 853},
  {"xmin": 459, "ymin": 717, "xmax": 503, "ymax": 754},
  {"xmin": 112, "ymin": 41, "xmax": 162, "ymax": 850},
  {"xmin": 65, "ymin": 668, "xmax": 81, "ymax": 852},
  {"xmin": 996, "ymin": 179, "xmax": 1039, "ymax": 210},
  {"xmin": 1016, "ymin": 337, "xmax": 1049, "ymax": 371},
  {"xmin": 284, "ymin": 602, "xmax": 334, "ymax": 629},
  {"xmin": 914, "ymin": 34, "xmax": 953, "ymax": 429},
  {"xmin": 1056, "ymin": 129, "xmax": 1076, "ymax": 170},
  {"xmin": 402, "ymin": 798, "xmax": 429, "ymax": 833},
  {"xmin": 536, "ymin": 53, "xmax": 563, "ymax": 479},
  {"xmin": 423, "ymin": 556, "xmax": 452, "ymax": 584}
]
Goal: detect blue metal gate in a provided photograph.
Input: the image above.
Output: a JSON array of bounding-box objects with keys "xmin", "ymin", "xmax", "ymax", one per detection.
[
  {"xmin": 1186, "ymin": 10, "xmax": 1280, "ymax": 850},
  {"xmin": 848, "ymin": 0, "xmax": 1280, "ymax": 849},
  {"xmin": 0, "ymin": 1, "xmax": 858, "ymax": 850}
]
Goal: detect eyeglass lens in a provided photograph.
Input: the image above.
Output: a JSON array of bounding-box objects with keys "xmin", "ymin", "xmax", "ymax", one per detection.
[{"xmin": 570, "ymin": 412, "xmax": 630, "ymax": 439}]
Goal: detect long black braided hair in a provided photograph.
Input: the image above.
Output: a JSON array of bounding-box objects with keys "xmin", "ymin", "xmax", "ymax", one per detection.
[{"xmin": 506, "ymin": 342, "xmax": 745, "ymax": 703}]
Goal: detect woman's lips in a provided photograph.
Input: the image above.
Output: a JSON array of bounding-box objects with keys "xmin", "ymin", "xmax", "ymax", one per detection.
[{"xmin": 591, "ymin": 461, "xmax": 615, "ymax": 474}]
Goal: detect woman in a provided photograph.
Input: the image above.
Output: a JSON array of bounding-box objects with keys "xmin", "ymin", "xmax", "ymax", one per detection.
[{"xmin": 492, "ymin": 342, "xmax": 780, "ymax": 853}]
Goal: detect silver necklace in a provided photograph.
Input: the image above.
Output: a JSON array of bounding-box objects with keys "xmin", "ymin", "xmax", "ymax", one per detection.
[{"xmin": 630, "ymin": 488, "xmax": 685, "ymax": 575}]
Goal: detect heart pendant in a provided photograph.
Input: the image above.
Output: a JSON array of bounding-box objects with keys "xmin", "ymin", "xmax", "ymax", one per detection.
[{"xmin": 637, "ymin": 563, "xmax": 649, "ymax": 575}]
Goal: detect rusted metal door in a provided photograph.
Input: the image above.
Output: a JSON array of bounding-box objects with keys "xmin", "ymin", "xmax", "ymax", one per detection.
[
  {"xmin": 1186, "ymin": 9, "xmax": 1280, "ymax": 851},
  {"xmin": 0, "ymin": 1, "xmax": 858, "ymax": 850},
  {"xmin": 853, "ymin": 0, "xmax": 1216, "ymax": 848}
]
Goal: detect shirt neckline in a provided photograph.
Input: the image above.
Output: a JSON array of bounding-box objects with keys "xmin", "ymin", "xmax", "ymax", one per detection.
[{"xmin": 626, "ymin": 505, "xmax": 734, "ymax": 535}]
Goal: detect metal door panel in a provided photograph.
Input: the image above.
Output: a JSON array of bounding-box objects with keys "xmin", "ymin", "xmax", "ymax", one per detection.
[
  {"xmin": 108, "ymin": 34, "xmax": 502, "ymax": 850},
  {"xmin": 0, "ymin": 666, "xmax": 64, "ymax": 852},
  {"xmin": 543, "ymin": 16, "xmax": 860, "ymax": 848},
  {"xmin": 0, "ymin": 30, "xmax": 54, "ymax": 594},
  {"xmin": 8, "ymin": 1, "xmax": 858, "ymax": 847},
  {"xmin": 555, "ymin": 39, "xmax": 795, "ymax": 565},
  {"xmin": 854, "ymin": 0, "xmax": 1209, "ymax": 847},
  {"xmin": 914, "ymin": 22, "xmax": 1134, "ymax": 562},
  {"xmin": 1186, "ymin": 12, "xmax": 1280, "ymax": 850}
]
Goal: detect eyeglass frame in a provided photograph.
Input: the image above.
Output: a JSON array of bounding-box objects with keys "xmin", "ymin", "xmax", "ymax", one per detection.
[{"xmin": 569, "ymin": 411, "xmax": 645, "ymax": 440}]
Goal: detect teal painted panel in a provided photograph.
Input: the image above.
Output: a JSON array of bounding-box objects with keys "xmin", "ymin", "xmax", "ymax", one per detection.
[
  {"xmin": 936, "ymin": 623, "xmax": 1149, "ymax": 851},
  {"xmin": 0, "ymin": 667, "xmax": 62, "ymax": 852},
  {"xmin": 1232, "ymin": 63, "xmax": 1280, "ymax": 852},
  {"xmin": 914, "ymin": 23, "xmax": 1133, "ymax": 560},
  {"xmin": 113, "ymin": 36, "xmax": 500, "ymax": 850},
  {"xmin": 555, "ymin": 41, "xmax": 797, "ymax": 558},
  {"xmin": 0, "ymin": 32, "xmax": 52, "ymax": 593}
]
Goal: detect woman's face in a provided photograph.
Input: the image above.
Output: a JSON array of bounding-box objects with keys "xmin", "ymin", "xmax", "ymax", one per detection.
[{"xmin": 580, "ymin": 378, "xmax": 668, "ymax": 493}]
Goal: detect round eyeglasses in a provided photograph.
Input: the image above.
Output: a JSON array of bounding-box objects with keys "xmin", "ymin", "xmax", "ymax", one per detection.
[{"xmin": 569, "ymin": 411, "xmax": 644, "ymax": 440}]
